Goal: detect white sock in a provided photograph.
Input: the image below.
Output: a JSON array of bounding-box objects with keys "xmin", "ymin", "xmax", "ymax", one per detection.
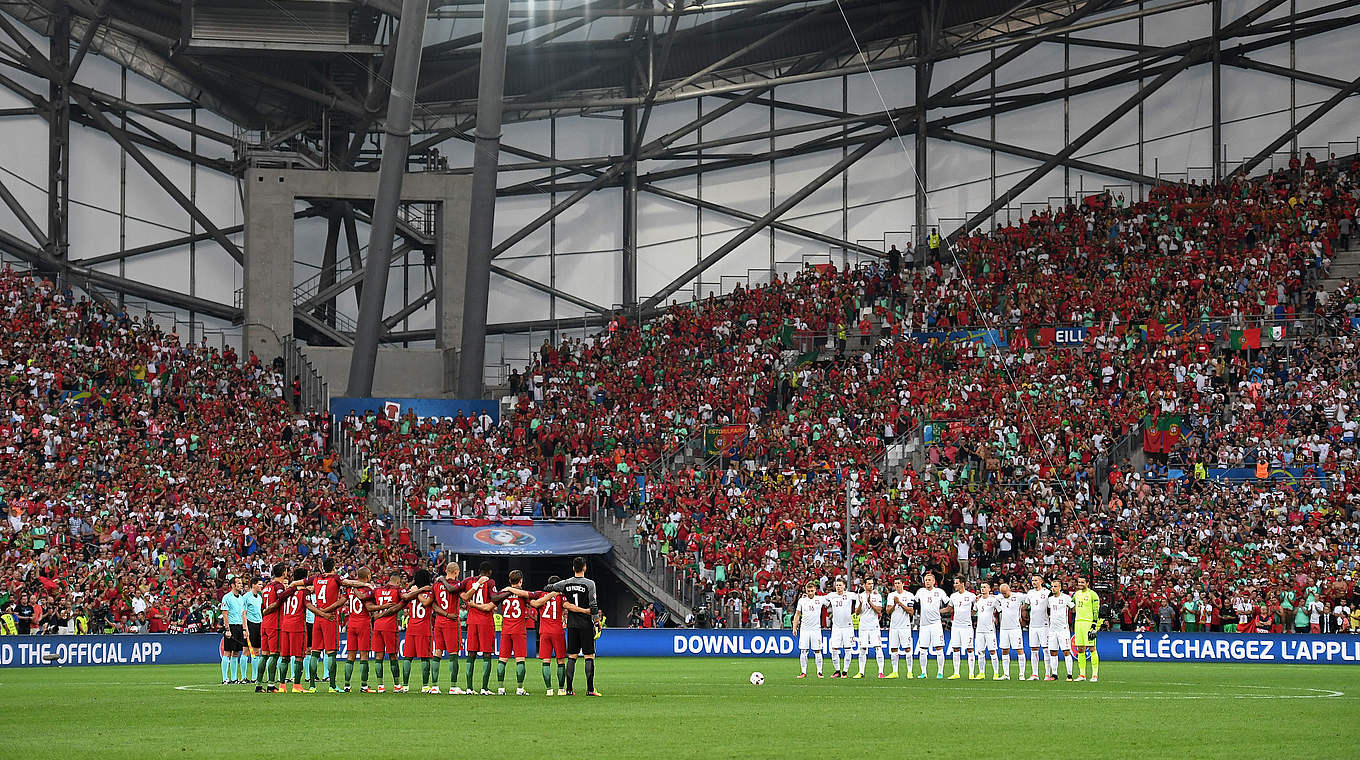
[
  {"xmin": 800, "ymin": 650, "xmax": 808, "ymax": 674},
  {"xmin": 967, "ymin": 651, "xmax": 975, "ymax": 677},
  {"xmin": 1002, "ymin": 652, "xmax": 1010, "ymax": 677},
  {"xmin": 935, "ymin": 651, "xmax": 946, "ymax": 677},
  {"xmin": 918, "ymin": 650, "xmax": 928, "ymax": 675},
  {"xmin": 831, "ymin": 649, "xmax": 841, "ymax": 674},
  {"xmin": 1065, "ymin": 654, "xmax": 1074, "ymax": 676},
  {"xmin": 1031, "ymin": 650, "xmax": 1041, "ymax": 677},
  {"xmin": 1016, "ymin": 648, "xmax": 1025, "ymax": 676},
  {"xmin": 952, "ymin": 650, "xmax": 961, "ymax": 675},
  {"xmin": 875, "ymin": 648, "xmax": 884, "ymax": 674},
  {"xmin": 858, "ymin": 648, "xmax": 866, "ymax": 675},
  {"xmin": 990, "ymin": 653, "xmax": 999, "ymax": 675},
  {"xmin": 814, "ymin": 651, "xmax": 823, "ymax": 674},
  {"xmin": 891, "ymin": 651, "xmax": 899, "ymax": 673}
]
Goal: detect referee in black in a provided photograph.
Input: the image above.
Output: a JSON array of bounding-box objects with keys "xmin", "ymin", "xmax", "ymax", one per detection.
[{"xmin": 544, "ymin": 557, "xmax": 601, "ymax": 696}]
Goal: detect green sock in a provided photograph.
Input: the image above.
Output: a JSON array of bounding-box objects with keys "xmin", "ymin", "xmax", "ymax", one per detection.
[
  {"xmin": 307, "ymin": 654, "xmax": 317, "ymax": 685},
  {"xmin": 557, "ymin": 663, "xmax": 566, "ymax": 688},
  {"xmin": 465, "ymin": 655, "xmax": 476, "ymax": 691},
  {"xmin": 264, "ymin": 654, "xmax": 275, "ymax": 683},
  {"xmin": 401, "ymin": 658, "xmax": 413, "ymax": 686},
  {"xmin": 360, "ymin": 660, "xmax": 369, "ymax": 687},
  {"xmin": 294, "ymin": 658, "xmax": 304, "ymax": 683},
  {"xmin": 516, "ymin": 661, "xmax": 526, "ymax": 687},
  {"xmin": 328, "ymin": 655, "xmax": 338, "ymax": 688},
  {"xmin": 542, "ymin": 661, "xmax": 553, "ymax": 689},
  {"xmin": 431, "ymin": 655, "xmax": 442, "ymax": 685},
  {"xmin": 390, "ymin": 658, "xmax": 400, "ymax": 685},
  {"xmin": 375, "ymin": 659, "xmax": 384, "ymax": 681},
  {"xmin": 1090, "ymin": 649, "xmax": 1099, "ymax": 677},
  {"xmin": 269, "ymin": 654, "xmax": 280, "ymax": 683},
  {"xmin": 497, "ymin": 660, "xmax": 507, "ymax": 688},
  {"xmin": 344, "ymin": 659, "xmax": 355, "ymax": 686},
  {"xmin": 277, "ymin": 657, "xmax": 288, "ymax": 683},
  {"xmin": 449, "ymin": 655, "xmax": 459, "ymax": 685},
  {"xmin": 481, "ymin": 656, "xmax": 493, "ymax": 690},
  {"xmin": 421, "ymin": 659, "xmax": 431, "ymax": 687}
]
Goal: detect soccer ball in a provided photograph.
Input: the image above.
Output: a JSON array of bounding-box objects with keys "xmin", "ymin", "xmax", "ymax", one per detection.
[{"xmin": 749, "ymin": 671, "xmax": 765, "ymax": 686}]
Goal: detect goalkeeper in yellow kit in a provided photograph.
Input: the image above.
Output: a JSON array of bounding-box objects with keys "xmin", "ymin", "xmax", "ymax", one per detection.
[{"xmin": 1073, "ymin": 577, "xmax": 1101, "ymax": 682}]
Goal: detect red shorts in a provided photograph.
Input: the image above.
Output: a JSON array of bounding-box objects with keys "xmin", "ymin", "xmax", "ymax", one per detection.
[
  {"xmin": 345, "ymin": 622, "xmax": 372, "ymax": 654},
  {"xmin": 500, "ymin": 629, "xmax": 527, "ymax": 659},
  {"xmin": 372, "ymin": 627, "xmax": 399, "ymax": 656},
  {"xmin": 466, "ymin": 620, "xmax": 496, "ymax": 654},
  {"xmin": 537, "ymin": 628, "xmax": 566, "ymax": 660},
  {"xmin": 310, "ymin": 619, "xmax": 339, "ymax": 652},
  {"xmin": 403, "ymin": 634, "xmax": 432, "ymax": 659},
  {"xmin": 280, "ymin": 629, "xmax": 307, "ymax": 658},
  {"xmin": 434, "ymin": 623, "xmax": 462, "ymax": 654},
  {"xmin": 261, "ymin": 624, "xmax": 281, "ymax": 653}
]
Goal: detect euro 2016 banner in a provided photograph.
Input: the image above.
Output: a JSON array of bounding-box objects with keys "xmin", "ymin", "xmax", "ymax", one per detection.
[{"xmin": 6, "ymin": 631, "xmax": 1360, "ymax": 667}]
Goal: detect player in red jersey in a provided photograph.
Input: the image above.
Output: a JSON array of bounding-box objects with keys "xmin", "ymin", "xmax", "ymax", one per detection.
[
  {"xmin": 369, "ymin": 570, "xmax": 417, "ymax": 693},
  {"xmin": 341, "ymin": 567, "xmax": 383, "ymax": 692},
  {"xmin": 529, "ymin": 575, "xmax": 568, "ymax": 695},
  {"xmin": 306, "ymin": 557, "xmax": 370, "ymax": 691},
  {"xmin": 430, "ymin": 562, "xmax": 463, "ymax": 694},
  {"xmin": 259, "ymin": 563, "xmax": 290, "ymax": 693},
  {"xmin": 459, "ymin": 561, "xmax": 501, "ymax": 695},
  {"xmin": 280, "ymin": 568, "xmax": 330, "ymax": 692},
  {"xmin": 400, "ymin": 569, "xmax": 436, "ymax": 693},
  {"xmin": 496, "ymin": 570, "xmax": 533, "ymax": 695}
]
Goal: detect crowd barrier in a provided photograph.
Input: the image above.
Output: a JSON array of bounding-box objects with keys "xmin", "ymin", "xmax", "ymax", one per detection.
[{"xmin": 4, "ymin": 631, "xmax": 1359, "ymax": 667}]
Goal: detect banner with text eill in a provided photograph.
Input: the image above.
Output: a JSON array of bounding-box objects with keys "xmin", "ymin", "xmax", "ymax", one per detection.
[{"xmin": 329, "ymin": 397, "xmax": 499, "ymax": 426}]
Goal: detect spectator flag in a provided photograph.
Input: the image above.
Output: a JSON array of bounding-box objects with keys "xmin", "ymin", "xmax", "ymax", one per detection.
[
  {"xmin": 1155, "ymin": 413, "xmax": 1186, "ymax": 448},
  {"xmin": 704, "ymin": 425, "xmax": 748, "ymax": 457},
  {"xmin": 1268, "ymin": 325, "xmax": 1286, "ymax": 343},
  {"xmin": 1226, "ymin": 327, "xmax": 1261, "ymax": 350}
]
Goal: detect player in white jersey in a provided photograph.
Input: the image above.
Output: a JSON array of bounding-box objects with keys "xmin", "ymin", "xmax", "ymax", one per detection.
[
  {"xmin": 1023, "ymin": 575, "xmax": 1051, "ymax": 680},
  {"xmin": 854, "ymin": 578, "xmax": 886, "ymax": 678},
  {"xmin": 825, "ymin": 579, "xmax": 856, "ymax": 678},
  {"xmin": 972, "ymin": 581, "xmax": 1000, "ymax": 680},
  {"xmin": 995, "ymin": 582, "xmax": 1026, "ymax": 680},
  {"xmin": 914, "ymin": 573, "xmax": 949, "ymax": 679},
  {"xmin": 944, "ymin": 577, "xmax": 977, "ymax": 679},
  {"xmin": 885, "ymin": 578, "xmax": 915, "ymax": 678},
  {"xmin": 790, "ymin": 582, "xmax": 827, "ymax": 678},
  {"xmin": 1045, "ymin": 578, "xmax": 1075, "ymax": 681}
]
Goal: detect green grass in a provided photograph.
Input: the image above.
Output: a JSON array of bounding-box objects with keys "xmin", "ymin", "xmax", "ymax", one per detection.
[{"xmin": 1, "ymin": 659, "xmax": 1357, "ymax": 758}]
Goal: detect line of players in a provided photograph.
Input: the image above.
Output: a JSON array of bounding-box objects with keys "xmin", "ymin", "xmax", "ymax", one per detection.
[
  {"xmin": 791, "ymin": 572, "xmax": 1102, "ymax": 682},
  {"xmin": 247, "ymin": 557, "xmax": 597, "ymax": 695}
]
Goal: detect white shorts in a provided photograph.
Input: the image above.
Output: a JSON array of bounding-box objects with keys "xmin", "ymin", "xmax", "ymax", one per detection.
[
  {"xmin": 857, "ymin": 627, "xmax": 882, "ymax": 649},
  {"xmin": 948, "ymin": 625, "xmax": 974, "ymax": 651},
  {"xmin": 798, "ymin": 629, "xmax": 823, "ymax": 651},
  {"xmin": 829, "ymin": 627, "xmax": 855, "ymax": 649},
  {"xmin": 1027, "ymin": 627, "xmax": 1048, "ymax": 650},
  {"xmin": 974, "ymin": 629, "xmax": 998, "ymax": 652},
  {"xmin": 916, "ymin": 623, "xmax": 944, "ymax": 651},
  {"xmin": 1046, "ymin": 628, "xmax": 1071, "ymax": 651},
  {"xmin": 999, "ymin": 628, "xmax": 1024, "ymax": 651},
  {"xmin": 888, "ymin": 627, "xmax": 913, "ymax": 652}
]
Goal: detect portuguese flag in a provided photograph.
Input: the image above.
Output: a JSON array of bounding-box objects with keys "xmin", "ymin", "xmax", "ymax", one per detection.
[
  {"xmin": 1226, "ymin": 327, "xmax": 1261, "ymax": 350},
  {"xmin": 704, "ymin": 425, "xmax": 748, "ymax": 457}
]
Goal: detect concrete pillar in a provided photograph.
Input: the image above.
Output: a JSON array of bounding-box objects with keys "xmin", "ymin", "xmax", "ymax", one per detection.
[{"xmin": 243, "ymin": 168, "xmax": 297, "ymax": 361}]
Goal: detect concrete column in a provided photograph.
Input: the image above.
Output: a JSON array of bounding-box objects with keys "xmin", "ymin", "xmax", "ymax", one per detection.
[{"xmin": 243, "ymin": 168, "xmax": 296, "ymax": 361}]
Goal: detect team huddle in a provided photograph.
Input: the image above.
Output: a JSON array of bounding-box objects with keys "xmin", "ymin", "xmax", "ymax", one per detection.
[
  {"xmin": 791, "ymin": 573, "xmax": 1102, "ymax": 682},
  {"xmin": 220, "ymin": 556, "xmax": 603, "ymax": 696}
]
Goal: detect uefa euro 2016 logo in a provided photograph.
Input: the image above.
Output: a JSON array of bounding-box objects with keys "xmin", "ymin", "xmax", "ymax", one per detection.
[{"xmin": 473, "ymin": 528, "xmax": 536, "ymax": 547}]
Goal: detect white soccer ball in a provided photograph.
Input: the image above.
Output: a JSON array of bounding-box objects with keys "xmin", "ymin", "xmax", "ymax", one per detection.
[{"xmin": 749, "ymin": 671, "xmax": 765, "ymax": 686}]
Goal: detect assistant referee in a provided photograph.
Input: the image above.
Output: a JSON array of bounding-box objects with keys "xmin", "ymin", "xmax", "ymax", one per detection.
[{"xmin": 544, "ymin": 557, "xmax": 601, "ymax": 696}]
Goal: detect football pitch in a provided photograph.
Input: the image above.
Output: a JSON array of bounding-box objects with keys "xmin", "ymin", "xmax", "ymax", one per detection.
[{"xmin": 1, "ymin": 659, "xmax": 1357, "ymax": 759}]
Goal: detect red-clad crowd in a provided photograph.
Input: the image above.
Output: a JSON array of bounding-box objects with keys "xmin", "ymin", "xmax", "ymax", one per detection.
[
  {"xmin": 0, "ymin": 270, "xmax": 422, "ymax": 634},
  {"xmin": 5, "ymin": 156, "xmax": 1360, "ymax": 635}
]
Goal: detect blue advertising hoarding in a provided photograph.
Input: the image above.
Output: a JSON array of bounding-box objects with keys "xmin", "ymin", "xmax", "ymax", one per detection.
[
  {"xmin": 422, "ymin": 520, "xmax": 613, "ymax": 556},
  {"xmin": 330, "ymin": 397, "xmax": 499, "ymax": 426},
  {"xmin": 4, "ymin": 631, "xmax": 1360, "ymax": 667}
]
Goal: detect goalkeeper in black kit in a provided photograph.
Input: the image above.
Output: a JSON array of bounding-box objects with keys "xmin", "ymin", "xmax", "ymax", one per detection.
[{"xmin": 543, "ymin": 556, "xmax": 602, "ymax": 696}]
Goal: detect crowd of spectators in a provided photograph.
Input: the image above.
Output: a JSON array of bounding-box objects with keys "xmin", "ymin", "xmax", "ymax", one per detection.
[
  {"xmin": 0, "ymin": 270, "xmax": 421, "ymax": 635},
  {"xmin": 4, "ymin": 154, "xmax": 1360, "ymax": 636}
]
